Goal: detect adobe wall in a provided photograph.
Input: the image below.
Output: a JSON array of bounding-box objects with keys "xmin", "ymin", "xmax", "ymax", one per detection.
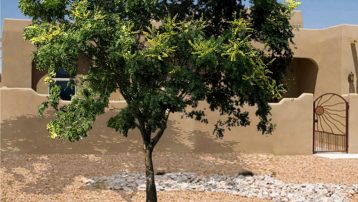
[
  {"xmin": 1, "ymin": 88, "xmax": 314, "ymax": 155},
  {"xmin": 344, "ymin": 94, "xmax": 358, "ymax": 153},
  {"xmin": 2, "ymin": 18, "xmax": 358, "ymax": 97},
  {"xmin": 0, "ymin": 88, "xmax": 129, "ymax": 154},
  {"xmin": 192, "ymin": 94, "xmax": 313, "ymax": 154},
  {"xmin": 1, "ymin": 19, "xmax": 122, "ymax": 100},
  {"xmin": 1, "ymin": 18, "xmax": 357, "ymax": 155},
  {"xmin": 341, "ymin": 27, "xmax": 358, "ymax": 94},
  {"xmin": 2, "ymin": 19, "xmax": 34, "ymax": 88},
  {"xmin": 290, "ymin": 10, "xmax": 303, "ymax": 29},
  {"xmin": 292, "ymin": 25, "xmax": 358, "ymax": 96}
]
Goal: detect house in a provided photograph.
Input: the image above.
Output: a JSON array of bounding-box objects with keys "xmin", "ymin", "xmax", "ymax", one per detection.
[{"xmin": 1, "ymin": 12, "xmax": 357, "ymax": 154}]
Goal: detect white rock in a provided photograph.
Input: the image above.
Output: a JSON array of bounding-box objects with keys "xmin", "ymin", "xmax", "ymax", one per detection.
[{"xmin": 84, "ymin": 172, "xmax": 357, "ymax": 202}]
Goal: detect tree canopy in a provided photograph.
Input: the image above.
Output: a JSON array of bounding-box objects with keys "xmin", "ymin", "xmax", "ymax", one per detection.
[{"xmin": 20, "ymin": 0, "xmax": 299, "ymax": 201}]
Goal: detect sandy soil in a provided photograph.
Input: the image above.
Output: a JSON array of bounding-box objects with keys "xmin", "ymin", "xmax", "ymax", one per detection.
[{"xmin": 1, "ymin": 152, "xmax": 358, "ymax": 201}]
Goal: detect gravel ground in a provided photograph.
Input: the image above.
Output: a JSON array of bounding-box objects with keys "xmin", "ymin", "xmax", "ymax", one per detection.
[{"xmin": 1, "ymin": 152, "xmax": 358, "ymax": 201}]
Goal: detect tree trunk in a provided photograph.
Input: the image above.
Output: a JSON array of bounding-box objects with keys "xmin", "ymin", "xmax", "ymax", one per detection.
[{"xmin": 145, "ymin": 148, "xmax": 157, "ymax": 202}]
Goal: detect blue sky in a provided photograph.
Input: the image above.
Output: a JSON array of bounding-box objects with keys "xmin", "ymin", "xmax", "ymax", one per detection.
[
  {"xmin": 295, "ymin": 0, "xmax": 358, "ymax": 29},
  {"xmin": 1, "ymin": 0, "xmax": 358, "ymax": 71}
]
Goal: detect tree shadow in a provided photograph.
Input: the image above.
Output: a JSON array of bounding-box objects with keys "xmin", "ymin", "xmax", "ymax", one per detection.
[
  {"xmin": 189, "ymin": 130, "xmax": 238, "ymax": 153},
  {"xmin": 1, "ymin": 112, "xmax": 140, "ymax": 196},
  {"xmin": 1, "ymin": 113, "xmax": 240, "ymax": 197},
  {"xmin": 154, "ymin": 119, "xmax": 238, "ymax": 153},
  {"xmin": 0, "ymin": 113, "xmax": 142, "ymax": 154},
  {"xmin": 1, "ymin": 114, "xmax": 232, "ymax": 154}
]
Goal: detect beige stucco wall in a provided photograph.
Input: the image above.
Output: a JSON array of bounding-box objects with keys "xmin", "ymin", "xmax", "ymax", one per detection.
[
  {"xmin": 292, "ymin": 25, "xmax": 358, "ymax": 96},
  {"xmin": 290, "ymin": 11, "xmax": 303, "ymax": 29},
  {"xmin": 343, "ymin": 94, "xmax": 358, "ymax": 153},
  {"xmin": 193, "ymin": 94, "xmax": 313, "ymax": 154},
  {"xmin": 2, "ymin": 19, "xmax": 34, "ymax": 88},
  {"xmin": 341, "ymin": 28, "xmax": 358, "ymax": 94},
  {"xmin": 1, "ymin": 19, "xmax": 122, "ymax": 100},
  {"xmin": 1, "ymin": 18, "xmax": 357, "ymax": 154},
  {"xmin": 1, "ymin": 88, "xmax": 314, "ymax": 154},
  {"xmin": 2, "ymin": 18, "xmax": 358, "ymax": 97}
]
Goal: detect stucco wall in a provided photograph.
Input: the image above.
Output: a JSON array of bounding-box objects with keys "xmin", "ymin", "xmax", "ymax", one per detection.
[
  {"xmin": 1, "ymin": 19, "xmax": 122, "ymax": 100},
  {"xmin": 3, "ymin": 18, "xmax": 358, "ymax": 98},
  {"xmin": 344, "ymin": 94, "xmax": 358, "ymax": 153},
  {"xmin": 292, "ymin": 25, "xmax": 358, "ymax": 96},
  {"xmin": 0, "ymin": 88, "xmax": 47, "ymax": 120},
  {"xmin": 341, "ymin": 28, "xmax": 358, "ymax": 94},
  {"xmin": 290, "ymin": 11, "xmax": 303, "ymax": 29},
  {"xmin": 1, "ymin": 88, "xmax": 314, "ymax": 155},
  {"xmin": 1, "ymin": 19, "xmax": 357, "ymax": 155},
  {"xmin": 194, "ymin": 94, "xmax": 313, "ymax": 154},
  {"xmin": 2, "ymin": 19, "xmax": 34, "ymax": 88}
]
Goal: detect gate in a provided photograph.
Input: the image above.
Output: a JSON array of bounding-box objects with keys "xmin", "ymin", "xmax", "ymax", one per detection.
[{"xmin": 313, "ymin": 93, "xmax": 349, "ymax": 153}]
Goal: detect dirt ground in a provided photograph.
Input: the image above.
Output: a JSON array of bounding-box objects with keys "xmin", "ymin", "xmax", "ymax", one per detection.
[{"xmin": 1, "ymin": 152, "xmax": 358, "ymax": 201}]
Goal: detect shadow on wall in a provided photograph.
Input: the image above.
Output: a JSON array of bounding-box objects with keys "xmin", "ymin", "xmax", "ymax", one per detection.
[
  {"xmin": 1, "ymin": 113, "xmax": 140, "ymax": 154},
  {"xmin": 31, "ymin": 60, "xmax": 47, "ymax": 94},
  {"xmin": 0, "ymin": 113, "xmax": 236, "ymax": 155},
  {"xmin": 351, "ymin": 43, "xmax": 358, "ymax": 93},
  {"xmin": 284, "ymin": 58, "xmax": 318, "ymax": 98}
]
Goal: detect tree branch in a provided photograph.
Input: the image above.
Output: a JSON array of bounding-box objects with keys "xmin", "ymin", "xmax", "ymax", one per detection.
[{"xmin": 150, "ymin": 110, "xmax": 170, "ymax": 147}]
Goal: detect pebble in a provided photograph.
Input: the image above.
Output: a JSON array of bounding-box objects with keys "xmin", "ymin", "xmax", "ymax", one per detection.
[{"xmin": 83, "ymin": 172, "xmax": 358, "ymax": 202}]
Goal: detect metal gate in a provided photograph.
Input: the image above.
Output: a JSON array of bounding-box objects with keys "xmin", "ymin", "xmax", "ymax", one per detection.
[{"xmin": 313, "ymin": 93, "xmax": 349, "ymax": 153}]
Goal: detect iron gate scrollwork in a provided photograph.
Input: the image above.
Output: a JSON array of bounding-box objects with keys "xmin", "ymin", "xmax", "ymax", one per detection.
[{"xmin": 313, "ymin": 93, "xmax": 349, "ymax": 153}]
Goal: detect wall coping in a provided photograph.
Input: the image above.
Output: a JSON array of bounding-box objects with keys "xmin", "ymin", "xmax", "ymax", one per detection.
[
  {"xmin": 0, "ymin": 87, "xmax": 126, "ymax": 103},
  {"xmin": 298, "ymin": 24, "xmax": 358, "ymax": 31},
  {"xmin": 270, "ymin": 93, "xmax": 313, "ymax": 106}
]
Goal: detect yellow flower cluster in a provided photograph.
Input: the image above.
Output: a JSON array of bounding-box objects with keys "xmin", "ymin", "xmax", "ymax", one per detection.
[
  {"xmin": 46, "ymin": 122, "xmax": 59, "ymax": 139},
  {"xmin": 285, "ymin": 0, "xmax": 301, "ymax": 12},
  {"xmin": 29, "ymin": 24, "xmax": 63, "ymax": 44}
]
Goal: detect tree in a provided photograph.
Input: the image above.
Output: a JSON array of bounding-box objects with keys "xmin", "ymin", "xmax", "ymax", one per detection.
[{"xmin": 20, "ymin": 0, "xmax": 299, "ymax": 201}]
